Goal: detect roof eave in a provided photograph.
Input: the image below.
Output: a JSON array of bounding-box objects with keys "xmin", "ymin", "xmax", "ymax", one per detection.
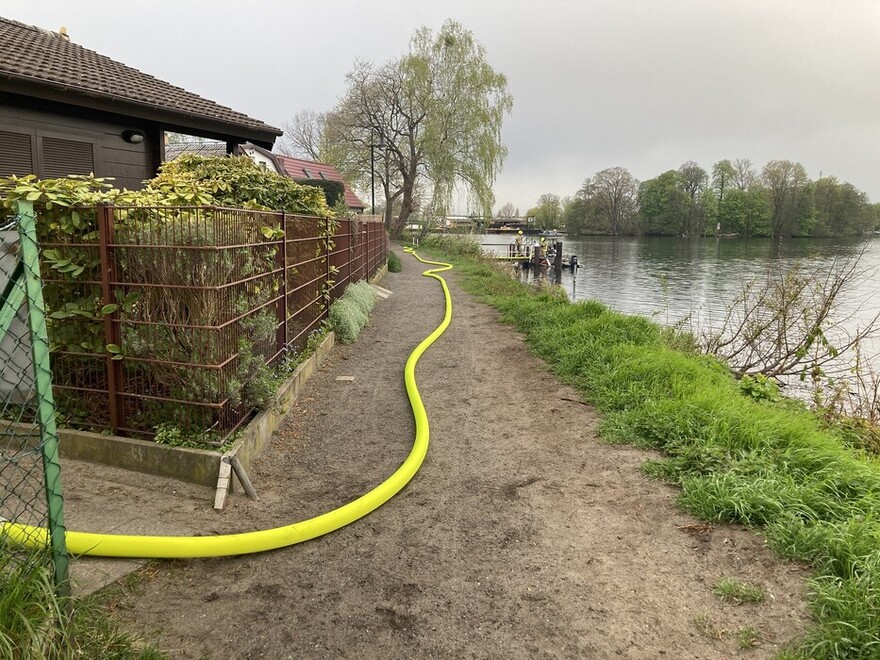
[{"xmin": 0, "ymin": 74, "xmax": 281, "ymax": 148}]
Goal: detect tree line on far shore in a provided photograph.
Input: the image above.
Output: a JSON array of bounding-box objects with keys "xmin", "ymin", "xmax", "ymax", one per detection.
[{"xmin": 517, "ymin": 159, "xmax": 880, "ymax": 238}]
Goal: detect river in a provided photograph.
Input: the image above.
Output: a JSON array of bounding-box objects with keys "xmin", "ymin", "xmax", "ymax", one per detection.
[{"xmin": 479, "ymin": 234, "xmax": 880, "ymax": 377}]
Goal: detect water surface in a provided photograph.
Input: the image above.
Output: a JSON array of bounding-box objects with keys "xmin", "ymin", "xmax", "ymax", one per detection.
[{"xmin": 479, "ymin": 234, "xmax": 880, "ymax": 363}]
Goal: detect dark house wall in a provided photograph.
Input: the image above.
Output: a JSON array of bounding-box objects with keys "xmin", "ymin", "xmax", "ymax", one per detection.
[{"xmin": 0, "ymin": 95, "xmax": 160, "ymax": 190}]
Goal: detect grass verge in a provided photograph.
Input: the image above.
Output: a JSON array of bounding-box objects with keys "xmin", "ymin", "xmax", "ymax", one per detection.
[
  {"xmin": 1, "ymin": 543, "xmax": 165, "ymax": 659},
  {"xmin": 420, "ymin": 235, "xmax": 880, "ymax": 660}
]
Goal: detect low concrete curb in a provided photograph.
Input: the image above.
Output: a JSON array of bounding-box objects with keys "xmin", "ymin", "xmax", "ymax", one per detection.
[
  {"xmin": 215, "ymin": 332, "xmax": 335, "ymax": 507},
  {"xmin": 58, "ymin": 332, "xmax": 336, "ymax": 490}
]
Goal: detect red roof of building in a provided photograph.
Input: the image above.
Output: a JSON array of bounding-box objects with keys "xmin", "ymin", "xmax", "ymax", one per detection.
[{"xmin": 274, "ymin": 155, "xmax": 365, "ymax": 210}]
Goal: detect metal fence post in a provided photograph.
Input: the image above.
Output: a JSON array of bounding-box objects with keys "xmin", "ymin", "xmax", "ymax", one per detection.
[
  {"xmin": 97, "ymin": 203, "xmax": 124, "ymax": 433},
  {"xmin": 276, "ymin": 211, "xmax": 288, "ymax": 356},
  {"xmin": 324, "ymin": 217, "xmax": 331, "ymax": 322},
  {"xmin": 14, "ymin": 200, "xmax": 70, "ymax": 596}
]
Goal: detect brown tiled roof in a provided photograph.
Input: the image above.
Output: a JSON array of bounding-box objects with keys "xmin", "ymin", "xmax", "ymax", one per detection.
[
  {"xmin": 275, "ymin": 155, "xmax": 366, "ymax": 210},
  {"xmin": 0, "ymin": 17, "xmax": 281, "ymax": 145}
]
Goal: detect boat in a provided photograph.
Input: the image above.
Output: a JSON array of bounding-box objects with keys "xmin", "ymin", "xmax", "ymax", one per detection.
[{"xmin": 538, "ymin": 229, "xmax": 562, "ymax": 238}]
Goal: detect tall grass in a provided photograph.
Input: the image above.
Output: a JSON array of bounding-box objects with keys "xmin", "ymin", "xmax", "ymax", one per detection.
[
  {"xmin": 431, "ymin": 244, "xmax": 880, "ymax": 659},
  {"xmin": 0, "ymin": 541, "xmax": 165, "ymax": 659}
]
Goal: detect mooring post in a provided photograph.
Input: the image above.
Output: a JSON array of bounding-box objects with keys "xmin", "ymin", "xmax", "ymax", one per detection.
[{"xmin": 554, "ymin": 241, "xmax": 563, "ymax": 281}]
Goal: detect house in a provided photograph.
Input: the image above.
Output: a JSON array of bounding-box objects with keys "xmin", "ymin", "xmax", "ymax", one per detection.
[
  {"xmin": 274, "ymin": 154, "xmax": 366, "ymax": 213},
  {"xmin": 0, "ymin": 17, "xmax": 281, "ymax": 189},
  {"xmin": 238, "ymin": 143, "xmax": 284, "ymax": 173}
]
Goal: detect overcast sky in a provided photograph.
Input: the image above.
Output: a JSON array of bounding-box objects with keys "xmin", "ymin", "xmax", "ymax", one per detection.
[{"xmin": 3, "ymin": 0, "xmax": 879, "ymax": 213}]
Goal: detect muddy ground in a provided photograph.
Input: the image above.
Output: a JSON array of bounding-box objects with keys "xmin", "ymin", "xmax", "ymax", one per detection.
[{"xmin": 62, "ymin": 249, "xmax": 812, "ymax": 658}]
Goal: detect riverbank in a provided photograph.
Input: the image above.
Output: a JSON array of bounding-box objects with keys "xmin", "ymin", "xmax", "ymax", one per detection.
[
  {"xmin": 427, "ymin": 234, "xmax": 880, "ymax": 658},
  {"xmin": 76, "ymin": 244, "xmax": 815, "ymax": 658}
]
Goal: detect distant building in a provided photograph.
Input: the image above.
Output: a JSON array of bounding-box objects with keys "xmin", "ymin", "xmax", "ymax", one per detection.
[{"xmin": 274, "ymin": 155, "xmax": 366, "ymax": 213}]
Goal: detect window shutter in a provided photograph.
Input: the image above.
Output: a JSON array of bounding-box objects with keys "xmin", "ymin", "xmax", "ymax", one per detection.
[
  {"xmin": 41, "ymin": 136, "xmax": 94, "ymax": 178},
  {"xmin": 0, "ymin": 130, "xmax": 34, "ymax": 177}
]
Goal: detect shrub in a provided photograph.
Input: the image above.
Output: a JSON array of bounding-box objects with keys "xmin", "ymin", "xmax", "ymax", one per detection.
[
  {"xmin": 298, "ymin": 178, "xmax": 345, "ymax": 209},
  {"xmin": 345, "ymin": 281, "xmax": 377, "ymax": 316},
  {"xmin": 154, "ymin": 155, "xmax": 331, "ymax": 216},
  {"xmin": 421, "ymin": 233, "xmax": 482, "ymax": 257},
  {"xmin": 329, "ymin": 282, "xmax": 377, "ymax": 344},
  {"xmin": 0, "ymin": 157, "xmax": 337, "ymax": 441},
  {"xmin": 388, "ymin": 251, "xmax": 402, "ymax": 272}
]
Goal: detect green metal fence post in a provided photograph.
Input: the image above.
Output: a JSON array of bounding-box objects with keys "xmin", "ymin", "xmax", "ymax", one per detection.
[{"xmin": 13, "ymin": 199, "xmax": 70, "ymax": 596}]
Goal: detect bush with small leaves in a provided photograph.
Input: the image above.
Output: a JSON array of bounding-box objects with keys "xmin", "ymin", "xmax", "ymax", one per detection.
[
  {"xmin": 329, "ymin": 282, "xmax": 378, "ymax": 344},
  {"xmin": 388, "ymin": 251, "xmax": 402, "ymax": 272}
]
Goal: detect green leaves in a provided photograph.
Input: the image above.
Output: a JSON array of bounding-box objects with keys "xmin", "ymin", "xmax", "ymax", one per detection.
[
  {"xmin": 155, "ymin": 154, "xmax": 330, "ymax": 217},
  {"xmin": 42, "ymin": 248, "xmax": 88, "ymax": 278},
  {"xmin": 259, "ymin": 226, "xmax": 284, "ymax": 240},
  {"xmin": 326, "ymin": 19, "xmax": 511, "ymax": 237}
]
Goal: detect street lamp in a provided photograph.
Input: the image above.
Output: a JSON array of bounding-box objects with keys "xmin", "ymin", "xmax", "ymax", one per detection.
[{"xmin": 370, "ymin": 131, "xmax": 385, "ymax": 216}]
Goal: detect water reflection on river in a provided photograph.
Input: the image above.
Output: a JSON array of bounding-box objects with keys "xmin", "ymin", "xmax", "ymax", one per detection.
[{"xmin": 479, "ymin": 234, "xmax": 880, "ymax": 364}]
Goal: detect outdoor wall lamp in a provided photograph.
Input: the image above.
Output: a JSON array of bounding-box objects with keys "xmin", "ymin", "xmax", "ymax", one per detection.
[{"xmin": 122, "ymin": 130, "xmax": 145, "ymax": 144}]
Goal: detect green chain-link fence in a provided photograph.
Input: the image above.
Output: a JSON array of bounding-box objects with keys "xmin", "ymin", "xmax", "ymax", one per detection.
[{"xmin": 0, "ymin": 200, "xmax": 69, "ymax": 604}]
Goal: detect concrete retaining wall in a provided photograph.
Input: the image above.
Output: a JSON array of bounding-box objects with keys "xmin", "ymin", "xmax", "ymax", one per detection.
[{"xmin": 58, "ymin": 332, "xmax": 336, "ymax": 488}]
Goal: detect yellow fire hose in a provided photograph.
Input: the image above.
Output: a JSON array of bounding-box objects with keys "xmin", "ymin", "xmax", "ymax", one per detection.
[{"xmin": 2, "ymin": 248, "xmax": 451, "ymax": 558}]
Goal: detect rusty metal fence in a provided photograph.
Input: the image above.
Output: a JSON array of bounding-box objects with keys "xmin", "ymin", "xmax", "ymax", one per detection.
[
  {"xmin": 39, "ymin": 205, "xmax": 387, "ymax": 442},
  {"xmin": 329, "ymin": 215, "xmax": 387, "ymax": 299}
]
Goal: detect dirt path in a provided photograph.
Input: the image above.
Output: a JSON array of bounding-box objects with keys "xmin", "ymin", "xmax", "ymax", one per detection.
[{"xmin": 66, "ymin": 249, "xmax": 810, "ymax": 658}]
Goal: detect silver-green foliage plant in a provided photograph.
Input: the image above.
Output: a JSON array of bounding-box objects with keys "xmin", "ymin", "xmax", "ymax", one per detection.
[
  {"xmin": 330, "ymin": 282, "xmax": 377, "ymax": 344},
  {"xmin": 346, "ymin": 281, "xmax": 377, "ymax": 316}
]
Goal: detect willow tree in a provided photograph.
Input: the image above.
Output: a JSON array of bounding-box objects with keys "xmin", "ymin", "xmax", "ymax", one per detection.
[{"xmin": 324, "ymin": 20, "xmax": 512, "ymax": 237}]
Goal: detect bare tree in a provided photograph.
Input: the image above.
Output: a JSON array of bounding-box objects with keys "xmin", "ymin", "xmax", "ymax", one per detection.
[
  {"xmin": 276, "ymin": 110, "xmax": 326, "ymax": 160},
  {"xmin": 731, "ymin": 158, "xmax": 756, "ymax": 191},
  {"xmin": 703, "ymin": 251, "xmax": 879, "ymax": 384},
  {"xmin": 498, "ymin": 201, "xmax": 516, "ymax": 218}
]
